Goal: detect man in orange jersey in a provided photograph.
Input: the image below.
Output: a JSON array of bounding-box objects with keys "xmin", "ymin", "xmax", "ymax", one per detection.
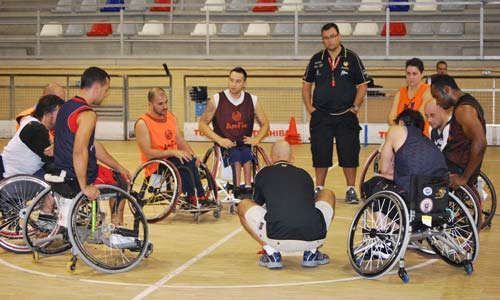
[
  {"xmin": 387, "ymin": 58, "xmax": 433, "ymax": 133},
  {"xmin": 135, "ymin": 87, "xmax": 207, "ymax": 204}
]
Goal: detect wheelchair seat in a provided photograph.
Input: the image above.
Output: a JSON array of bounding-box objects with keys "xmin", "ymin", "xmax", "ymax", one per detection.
[{"xmin": 409, "ymin": 175, "xmax": 449, "ymax": 229}]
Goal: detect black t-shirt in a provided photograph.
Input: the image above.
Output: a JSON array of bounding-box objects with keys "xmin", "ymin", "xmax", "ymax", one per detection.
[
  {"xmin": 253, "ymin": 162, "xmax": 326, "ymax": 241},
  {"xmin": 19, "ymin": 121, "xmax": 52, "ymax": 164},
  {"xmin": 303, "ymin": 45, "xmax": 369, "ymax": 113}
]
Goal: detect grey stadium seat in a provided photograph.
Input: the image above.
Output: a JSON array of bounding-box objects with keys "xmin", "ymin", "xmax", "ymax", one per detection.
[
  {"xmin": 437, "ymin": 23, "xmax": 464, "ymax": 36},
  {"xmin": 272, "ymin": 23, "xmax": 294, "ymax": 36},
  {"xmin": 408, "ymin": 23, "xmax": 434, "ymax": 36}
]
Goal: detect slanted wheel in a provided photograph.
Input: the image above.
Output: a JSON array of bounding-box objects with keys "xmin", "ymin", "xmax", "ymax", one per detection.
[
  {"xmin": 130, "ymin": 159, "xmax": 181, "ymax": 223},
  {"xmin": 477, "ymin": 171, "xmax": 496, "ymax": 229},
  {"xmin": 213, "ymin": 209, "xmax": 220, "ymax": 219},
  {"xmin": 347, "ymin": 191, "xmax": 410, "ymax": 279},
  {"xmin": 22, "ymin": 190, "xmax": 72, "ymax": 256},
  {"xmin": 426, "ymin": 192, "xmax": 479, "ymax": 268},
  {"xmin": 0, "ymin": 175, "xmax": 50, "ymax": 254},
  {"xmin": 67, "ymin": 185, "xmax": 149, "ymax": 273},
  {"xmin": 358, "ymin": 149, "xmax": 380, "ymax": 200},
  {"xmin": 451, "ymin": 185, "xmax": 482, "ymax": 229}
]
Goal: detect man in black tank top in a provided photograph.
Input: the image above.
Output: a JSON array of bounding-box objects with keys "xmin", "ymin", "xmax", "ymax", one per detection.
[
  {"xmin": 374, "ymin": 109, "xmax": 448, "ymax": 199},
  {"xmin": 430, "ymin": 75, "xmax": 486, "ymax": 189}
]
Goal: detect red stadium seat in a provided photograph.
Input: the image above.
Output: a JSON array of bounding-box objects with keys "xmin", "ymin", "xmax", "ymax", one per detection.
[
  {"xmin": 151, "ymin": 0, "xmax": 172, "ymax": 12},
  {"xmin": 381, "ymin": 22, "xmax": 406, "ymax": 36},
  {"xmin": 252, "ymin": 0, "xmax": 277, "ymax": 12},
  {"xmin": 86, "ymin": 23, "xmax": 112, "ymax": 36}
]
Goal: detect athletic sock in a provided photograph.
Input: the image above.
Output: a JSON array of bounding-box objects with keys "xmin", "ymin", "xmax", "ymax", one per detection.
[{"xmin": 263, "ymin": 245, "xmax": 278, "ymax": 255}]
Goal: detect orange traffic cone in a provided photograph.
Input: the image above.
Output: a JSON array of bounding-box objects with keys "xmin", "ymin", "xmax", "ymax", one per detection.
[{"xmin": 285, "ymin": 116, "xmax": 302, "ymax": 144}]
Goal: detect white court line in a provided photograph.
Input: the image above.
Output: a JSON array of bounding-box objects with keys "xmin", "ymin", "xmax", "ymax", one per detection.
[
  {"xmin": 157, "ymin": 259, "xmax": 439, "ymax": 289},
  {"xmin": 131, "ymin": 227, "xmax": 243, "ymax": 300}
]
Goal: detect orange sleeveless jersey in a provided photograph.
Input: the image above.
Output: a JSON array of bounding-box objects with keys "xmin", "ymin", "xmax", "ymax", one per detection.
[
  {"xmin": 397, "ymin": 83, "xmax": 430, "ymax": 136},
  {"xmin": 137, "ymin": 112, "xmax": 178, "ymax": 176},
  {"xmin": 16, "ymin": 107, "xmax": 55, "ymax": 141}
]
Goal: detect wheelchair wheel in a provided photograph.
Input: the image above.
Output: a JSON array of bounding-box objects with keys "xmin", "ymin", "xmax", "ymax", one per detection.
[
  {"xmin": 67, "ymin": 185, "xmax": 149, "ymax": 273},
  {"xmin": 426, "ymin": 192, "xmax": 479, "ymax": 267},
  {"xmin": 477, "ymin": 171, "xmax": 496, "ymax": 229},
  {"xmin": 22, "ymin": 189, "xmax": 72, "ymax": 255},
  {"xmin": 252, "ymin": 145, "xmax": 271, "ymax": 175},
  {"xmin": 358, "ymin": 149, "xmax": 380, "ymax": 200},
  {"xmin": 451, "ymin": 185, "xmax": 482, "ymax": 229},
  {"xmin": 0, "ymin": 175, "xmax": 50, "ymax": 254},
  {"xmin": 130, "ymin": 159, "xmax": 181, "ymax": 223},
  {"xmin": 198, "ymin": 163, "xmax": 219, "ymax": 206},
  {"xmin": 347, "ymin": 191, "xmax": 410, "ymax": 279},
  {"xmin": 202, "ymin": 146, "xmax": 219, "ymax": 177}
]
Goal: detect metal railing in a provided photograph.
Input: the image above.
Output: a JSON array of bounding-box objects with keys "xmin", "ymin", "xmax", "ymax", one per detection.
[{"xmin": 0, "ymin": 1, "xmax": 498, "ymax": 60}]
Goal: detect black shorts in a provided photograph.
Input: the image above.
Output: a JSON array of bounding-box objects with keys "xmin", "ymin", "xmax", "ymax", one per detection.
[{"xmin": 309, "ymin": 110, "xmax": 361, "ymax": 168}]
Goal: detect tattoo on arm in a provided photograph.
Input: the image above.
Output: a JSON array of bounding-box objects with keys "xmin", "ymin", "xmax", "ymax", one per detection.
[{"xmin": 200, "ymin": 102, "xmax": 215, "ymax": 124}]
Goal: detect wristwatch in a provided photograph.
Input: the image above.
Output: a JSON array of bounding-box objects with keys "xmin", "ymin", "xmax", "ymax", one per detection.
[{"xmin": 352, "ymin": 104, "xmax": 359, "ymax": 112}]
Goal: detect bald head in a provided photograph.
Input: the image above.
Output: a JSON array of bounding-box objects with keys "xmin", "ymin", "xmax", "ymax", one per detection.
[
  {"xmin": 42, "ymin": 83, "xmax": 65, "ymax": 100},
  {"xmin": 270, "ymin": 141, "xmax": 292, "ymax": 163},
  {"xmin": 424, "ymin": 99, "xmax": 448, "ymax": 130}
]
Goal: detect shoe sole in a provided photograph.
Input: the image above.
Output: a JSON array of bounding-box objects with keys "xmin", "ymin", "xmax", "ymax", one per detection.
[
  {"xmin": 259, "ymin": 262, "xmax": 283, "ymax": 269},
  {"xmin": 302, "ymin": 259, "xmax": 330, "ymax": 267}
]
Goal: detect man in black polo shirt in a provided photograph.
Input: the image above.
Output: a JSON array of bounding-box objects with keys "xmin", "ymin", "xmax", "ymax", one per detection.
[
  {"xmin": 237, "ymin": 141, "xmax": 335, "ymax": 269},
  {"xmin": 302, "ymin": 22, "xmax": 369, "ymax": 204}
]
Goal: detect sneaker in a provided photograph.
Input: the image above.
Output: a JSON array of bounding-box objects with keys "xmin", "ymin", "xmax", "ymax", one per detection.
[
  {"xmin": 302, "ymin": 250, "xmax": 330, "ymax": 267},
  {"xmin": 371, "ymin": 241, "xmax": 393, "ymax": 259},
  {"xmin": 35, "ymin": 213, "xmax": 56, "ymax": 232},
  {"xmin": 259, "ymin": 252, "xmax": 283, "ymax": 269},
  {"xmin": 345, "ymin": 187, "xmax": 359, "ymax": 204},
  {"xmin": 108, "ymin": 234, "xmax": 138, "ymax": 249}
]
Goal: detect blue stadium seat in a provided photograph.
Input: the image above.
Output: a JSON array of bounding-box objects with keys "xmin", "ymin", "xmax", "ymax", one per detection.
[
  {"xmin": 388, "ymin": 0, "xmax": 409, "ymax": 12},
  {"xmin": 100, "ymin": 0, "xmax": 125, "ymax": 12}
]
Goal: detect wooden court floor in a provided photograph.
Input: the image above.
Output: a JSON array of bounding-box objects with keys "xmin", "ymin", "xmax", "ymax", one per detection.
[{"xmin": 0, "ymin": 141, "xmax": 499, "ymax": 300}]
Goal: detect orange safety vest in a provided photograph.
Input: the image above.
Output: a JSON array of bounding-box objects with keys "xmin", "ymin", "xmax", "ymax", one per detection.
[
  {"xmin": 397, "ymin": 83, "xmax": 430, "ymax": 136},
  {"xmin": 137, "ymin": 112, "xmax": 178, "ymax": 176}
]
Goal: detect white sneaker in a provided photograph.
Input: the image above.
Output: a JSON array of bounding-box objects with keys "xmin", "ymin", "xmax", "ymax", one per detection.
[{"xmin": 109, "ymin": 234, "xmax": 137, "ymax": 249}]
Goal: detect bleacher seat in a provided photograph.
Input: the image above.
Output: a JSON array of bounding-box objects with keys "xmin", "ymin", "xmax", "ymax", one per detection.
[
  {"xmin": 219, "ymin": 23, "xmax": 241, "ymax": 35},
  {"xmin": 52, "ymin": 0, "xmax": 74, "ymax": 13},
  {"xmin": 128, "ymin": 0, "xmax": 147, "ymax": 11},
  {"xmin": 138, "ymin": 20, "xmax": 165, "ymax": 36},
  {"xmin": 86, "ymin": 23, "xmax": 113, "ymax": 36},
  {"xmin": 413, "ymin": 0, "xmax": 437, "ymax": 11},
  {"xmin": 100, "ymin": 0, "xmax": 125, "ymax": 12},
  {"xmin": 300, "ymin": 23, "xmax": 322, "ymax": 35},
  {"xmin": 151, "ymin": 0, "xmax": 172, "ymax": 12},
  {"xmin": 252, "ymin": 0, "xmax": 277, "ymax": 12},
  {"xmin": 40, "ymin": 23, "xmax": 63, "ymax": 37},
  {"xmin": 201, "ymin": 0, "xmax": 225, "ymax": 12},
  {"xmin": 408, "ymin": 23, "xmax": 433, "ymax": 35},
  {"xmin": 304, "ymin": 0, "xmax": 328, "ymax": 12},
  {"xmin": 388, "ymin": 0, "xmax": 409, "ymax": 12},
  {"xmin": 337, "ymin": 22, "xmax": 352, "ymax": 36},
  {"xmin": 279, "ymin": 0, "xmax": 304, "ymax": 12},
  {"xmin": 227, "ymin": 0, "xmax": 248, "ymax": 12},
  {"xmin": 114, "ymin": 23, "xmax": 138, "ymax": 36},
  {"xmin": 190, "ymin": 23, "xmax": 217, "ymax": 36},
  {"xmin": 272, "ymin": 23, "xmax": 294, "ymax": 35},
  {"xmin": 381, "ymin": 22, "xmax": 406, "ymax": 36},
  {"xmin": 332, "ymin": 0, "xmax": 356, "ymax": 11},
  {"xmin": 352, "ymin": 22, "xmax": 378, "ymax": 36},
  {"xmin": 64, "ymin": 24, "xmax": 85, "ymax": 36},
  {"xmin": 440, "ymin": 0, "xmax": 465, "ymax": 11},
  {"xmin": 358, "ymin": 0, "xmax": 383, "ymax": 12},
  {"xmin": 78, "ymin": 0, "xmax": 97, "ymax": 12},
  {"xmin": 437, "ymin": 22, "xmax": 464, "ymax": 36},
  {"xmin": 244, "ymin": 22, "xmax": 270, "ymax": 36}
]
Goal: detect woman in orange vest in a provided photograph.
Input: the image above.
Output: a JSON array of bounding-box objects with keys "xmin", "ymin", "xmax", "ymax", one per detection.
[{"xmin": 387, "ymin": 58, "xmax": 433, "ymax": 135}]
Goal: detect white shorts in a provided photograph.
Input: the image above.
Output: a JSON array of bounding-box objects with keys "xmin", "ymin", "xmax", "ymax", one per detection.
[{"xmin": 244, "ymin": 200, "xmax": 334, "ymax": 253}]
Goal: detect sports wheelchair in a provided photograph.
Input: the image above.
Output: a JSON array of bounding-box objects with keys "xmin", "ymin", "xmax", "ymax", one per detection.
[
  {"xmin": 348, "ymin": 175, "xmax": 479, "ymax": 282},
  {"xmin": 20, "ymin": 173, "xmax": 152, "ymax": 273},
  {"xmin": 201, "ymin": 143, "xmax": 270, "ymax": 214},
  {"xmin": 0, "ymin": 175, "xmax": 50, "ymax": 253},
  {"xmin": 358, "ymin": 148, "xmax": 489, "ymax": 229},
  {"xmin": 130, "ymin": 159, "xmax": 220, "ymax": 223}
]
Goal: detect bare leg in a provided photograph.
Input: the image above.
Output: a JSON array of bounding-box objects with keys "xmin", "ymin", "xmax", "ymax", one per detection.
[
  {"xmin": 237, "ymin": 199, "xmax": 266, "ymax": 246},
  {"xmin": 233, "ymin": 162, "xmax": 242, "ymax": 188},
  {"xmin": 110, "ymin": 197, "xmax": 125, "ymax": 226},
  {"xmin": 40, "ymin": 194, "xmax": 55, "ymax": 214},
  {"xmin": 243, "ymin": 161, "xmax": 252, "ymax": 187},
  {"xmin": 315, "ymin": 167, "xmax": 328, "ymax": 187},
  {"xmin": 343, "ymin": 167, "xmax": 357, "ymax": 187}
]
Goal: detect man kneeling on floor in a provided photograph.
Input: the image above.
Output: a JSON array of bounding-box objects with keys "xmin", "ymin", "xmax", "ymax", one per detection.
[{"xmin": 237, "ymin": 141, "xmax": 335, "ymax": 269}]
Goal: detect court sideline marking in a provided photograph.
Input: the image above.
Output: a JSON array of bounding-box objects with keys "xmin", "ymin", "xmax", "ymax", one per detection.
[{"xmin": 131, "ymin": 227, "xmax": 243, "ymax": 300}]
